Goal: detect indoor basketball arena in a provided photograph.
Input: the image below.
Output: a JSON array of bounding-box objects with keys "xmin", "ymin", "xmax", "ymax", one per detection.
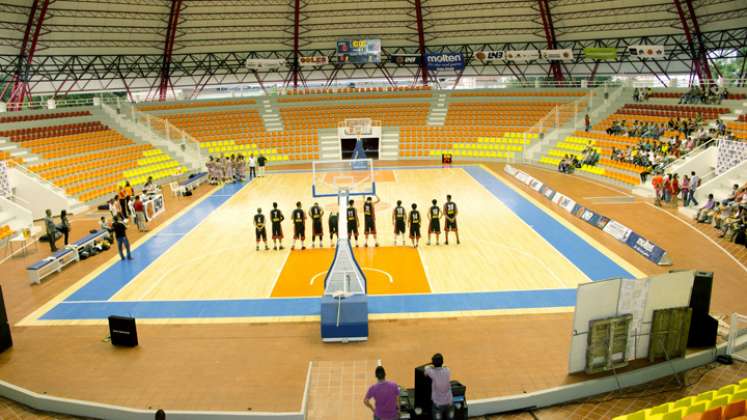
[{"xmin": 0, "ymin": 1, "xmax": 746, "ymax": 419}]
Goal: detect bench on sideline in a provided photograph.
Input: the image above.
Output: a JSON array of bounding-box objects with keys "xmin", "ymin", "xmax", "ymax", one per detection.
[{"xmin": 27, "ymin": 230, "xmax": 109, "ymax": 284}]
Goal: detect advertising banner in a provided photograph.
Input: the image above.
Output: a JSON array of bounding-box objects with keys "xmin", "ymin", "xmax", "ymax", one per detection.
[
  {"xmin": 473, "ymin": 51, "xmax": 504, "ymax": 63},
  {"xmin": 626, "ymin": 232, "xmax": 668, "ymax": 265},
  {"xmin": 504, "ymin": 50, "xmax": 539, "ymax": 62},
  {"xmin": 389, "ymin": 54, "xmax": 421, "ymax": 65},
  {"xmin": 299, "ymin": 56, "xmax": 329, "ymax": 66},
  {"xmin": 541, "ymin": 49, "xmax": 574, "ymax": 61},
  {"xmin": 425, "ymin": 52, "xmax": 465, "ymax": 71},
  {"xmin": 583, "ymin": 47, "xmax": 617, "ymax": 60},
  {"xmin": 558, "ymin": 195, "xmax": 577, "ymax": 213},
  {"xmin": 603, "ymin": 220, "xmax": 633, "ymax": 243},
  {"xmin": 246, "ymin": 58, "xmax": 288, "ymax": 71},
  {"xmin": 628, "ymin": 45, "xmax": 665, "ymax": 59}
]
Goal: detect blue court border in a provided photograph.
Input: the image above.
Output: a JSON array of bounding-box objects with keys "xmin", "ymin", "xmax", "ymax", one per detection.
[{"xmin": 39, "ymin": 165, "xmax": 634, "ymax": 321}]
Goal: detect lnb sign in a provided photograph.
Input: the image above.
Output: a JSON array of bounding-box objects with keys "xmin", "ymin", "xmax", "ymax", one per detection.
[{"xmin": 425, "ymin": 52, "xmax": 465, "ymax": 71}]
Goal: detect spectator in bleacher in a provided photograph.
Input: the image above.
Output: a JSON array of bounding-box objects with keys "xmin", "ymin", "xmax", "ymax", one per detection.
[
  {"xmin": 59, "ymin": 210, "xmax": 71, "ymax": 246},
  {"xmin": 695, "ymin": 194, "xmax": 716, "ymax": 223},
  {"xmin": 584, "ymin": 114, "xmax": 590, "ymax": 132},
  {"xmin": 133, "ymin": 195, "xmax": 148, "ymax": 232},
  {"xmin": 363, "ymin": 366, "xmax": 400, "ymax": 420},
  {"xmin": 44, "ymin": 209, "xmax": 58, "ymax": 252},
  {"xmin": 248, "ymin": 153, "xmax": 257, "ymax": 180},
  {"xmin": 718, "ymin": 203, "xmax": 745, "ymax": 240},
  {"xmin": 258, "ymin": 153, "xmax": 267, "ymax": 177},
  {"xmin": 687, "ymin": 171, "xmax": 700, "ymax": 207},
  {"xmin": 633, "ymin": 88, "xmax": 640, "ymax": 102},
  {"xmin": 112, "ymin": 216, "xmax": 132, "ymax": 261},
  {"xmin": 425, "ymin": 353, "xmax": 454, "ymax": 420}
]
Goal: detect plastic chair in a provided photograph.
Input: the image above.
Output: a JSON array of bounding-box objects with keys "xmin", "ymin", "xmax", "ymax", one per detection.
[
  {"xmin": 733, "ymin": 390, "xmax": 747, "ymax": 404},
  {"xmin": 710, "ymin": 396, "xmax": 731, "ymax": 410},
  {"xmin": 724, "ymin": 400, "xmax": 746, "ymax": 419},
  {"xmin": 687, "ymin": 402, "xmax": 709, "ymax": 416},
  {"xmin": 663, "ymin": 408, "xmax": 688, "ymax": 420}
]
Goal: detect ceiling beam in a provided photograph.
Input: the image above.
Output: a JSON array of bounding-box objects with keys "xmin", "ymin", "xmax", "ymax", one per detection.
[
  {"xmin": 537, "ymin": 0, "xmax": 563, "ymax": 82},
  {"xmin": 157, "ymin": 0, "xmax": 184, "ymax": 101},
  {"xmin": 672, "ymin": 0, "xmax": 710, "ymax": 85},
  {"xmin": 413, "ymin": 0, "xmax": 429, "ymax": 85},
  {"xmin": 684, "ymin": 0, "xmax": 713, "ymax": 82}
]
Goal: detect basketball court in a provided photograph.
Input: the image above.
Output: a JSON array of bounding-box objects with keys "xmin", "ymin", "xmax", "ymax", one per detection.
[{"xmin": 19, "ymin": 163, "xmax": 647, "ymax": 326}]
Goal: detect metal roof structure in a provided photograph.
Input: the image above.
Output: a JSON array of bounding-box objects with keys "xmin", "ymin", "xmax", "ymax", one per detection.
[{"xmin": 0, "ymin": 0, "xmax": 746, "ymax": 103}]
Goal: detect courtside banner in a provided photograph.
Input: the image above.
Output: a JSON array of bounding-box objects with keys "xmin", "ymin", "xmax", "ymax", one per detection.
[
  {"xmin": 425, "ymin": 52, "xmax": 465, "ymax": 70},
  {"xmin": 583, "ymin": 47, "xmax": 617, "ymax": 60},
  {"xmin": 473, "ymin": 51, "xmax": 504, "ymax": 63},
  {"xmin": 299, "ymin": 56, "xmax": 329, "ymax": 66},
  {"xmin": 505, "ymin": 50, "xmax": 539, "ymax": 62},
  {"xmin": 625, "ymin": 232, "xmax": 670, "ymax": 265},
  {"xmin": 503, "ymin": 165, "xmax": 671, "ymax": 266},
  {"xmin": 541, "ymin": 49, "xmax": 574, "ymax": 61},
  {"xmin": 246, "ymin": 58, "xmax": 288, "ymax": 70}
]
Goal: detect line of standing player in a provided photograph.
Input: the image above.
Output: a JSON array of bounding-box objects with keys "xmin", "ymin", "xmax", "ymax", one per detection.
[{"xmin": 251, "ymin": 195, "xmax": 459, "ymax": 250}]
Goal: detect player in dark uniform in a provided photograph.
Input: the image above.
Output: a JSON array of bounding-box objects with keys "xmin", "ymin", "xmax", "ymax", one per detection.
[
  {"xmin": 427, "ymin": 198, "xmax": 442, "ymax": 246},
  {"xmin": 346, "ymin": 199, "xmax": 360, "ymax": 247},
  {"xmin": 309, "ymin": 202, "xmax": 324, "ymax": 248},
  {"xmin": 328, "ymin": 209, "xmax": 339, "ymax": 246},
  {"xmin": 409, "ymin": 203, "xmax": 421, "ymax": 247},
  {"xmin": 443, "ymin": 194, "xmax": 460, "ymax": 245},
  {"xmin": 253, "ymin": 208, "xmax": 269, "ymax": 251},
  {"xmin": 362, "ymin": 196, "xmax": 380, "ymax": 247},
  {"xmin": 291, "ymin": 201, "xmax": 306, "ymax": 250},
  {"xmin": 269, "ymin": 202, "xmax": 285, "ymax": 250},
  {"xmin": 392, "ymin": 200, "xmax": 407, "ymax": 246}
]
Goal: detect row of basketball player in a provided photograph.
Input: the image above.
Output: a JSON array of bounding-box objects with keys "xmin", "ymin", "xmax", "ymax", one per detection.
[{"xmin": 251, "ymin": 195, "xmax": 461, "ymax": 250}]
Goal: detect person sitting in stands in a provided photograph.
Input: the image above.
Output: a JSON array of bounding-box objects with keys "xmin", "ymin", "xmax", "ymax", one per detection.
[{"xmin": 695, "ymin": 194, "xmax": 716, "ymax": 223}]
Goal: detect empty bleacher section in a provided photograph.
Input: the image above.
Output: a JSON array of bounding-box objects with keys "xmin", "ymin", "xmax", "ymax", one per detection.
[
  {"xmin": 0, "ymin": 118, "xmax": 186, "ymax": 203},
  {"xmin": 613, "ymin": 377, "xmax": 747, "ymax": 420},
  {"xmin": 614, "ymin": 103, "xmax": 729, "ymax": 119},
  {"xmin": 726, "ymin": 115, "xmax": 747, "ymax": 140},
  {"xmin": 649, "ymin": 91, "xmax": 747, "ymax": 101},
  {"xmin": 280, "ymin": 102, "xmax": 430, "ymax": 130},
  {"xmin": 399, "ymin": 126, "xmax": 537, "ymax": 159},
  {"xmin": 159, "ymin": 109, "xmax": 316, "ymax": 161},
  {"xmin": 444, "ymin": 101, "xmax": 566, "ymax": 127},
  {"xmin": 0, "ymin": 110, "xmax": 90, "ymax": 124},
  {"xmin": 136, "ymin": 98, "xmax": 256, "ymax": 112}
]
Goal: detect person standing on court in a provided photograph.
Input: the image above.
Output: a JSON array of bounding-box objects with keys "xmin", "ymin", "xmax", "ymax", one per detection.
[
  {"xmin": 270, "ymin": 202, "xmax": 285, "ymax": 250},
  {"xmin": 258, "ymin": 153, "xmax": 267, "ymax": 177},
  {"xmin": 443, "ymin": 195, "xmax": 460, "ymax": 245},
  {"xmin": 363, "ymin": 365, "xmax": 400, "ymax": 420},
  {"xmin": 254, "ymin": 208, "xmax": 269, "ymax": 251},
  {"xmin": 59, "ymin": 209, "xmax": 71, "ymax": 246},
  {"xmin": 118, "ymin": 186, "xmax": 129, "ymax": 219},
  {"xmin": 112, "ymin": 215, "xmax": 133, "ymax": 260},
  {"xmin": 248, "ymin": 153, "xmax": 257, "ymax": 180},
  {"xmin": 425, "ymin": 353, "xmax": 454, "ymax": 420},
  {"xmin": 44, "ymin": 209, "xmax": 58, "ymax": 252},
  {"xmin": 133, "ymin": 195, "xmax": 148, "ymax": 232}
]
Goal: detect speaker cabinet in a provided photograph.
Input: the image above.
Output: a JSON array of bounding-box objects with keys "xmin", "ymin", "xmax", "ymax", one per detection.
[
  {"xmin": 413, "ymin": 364, "xmax": 432, "ymax": 416},
  {"xmin": 108, "ymin": 315, "xmax": 138, "ymax": 347},
  {"xmin": 0, "ymin": 286, "xmax": 11, "ymax": 353},
  {"xmin": 690, "ymin": 271, "xmax": 714, "ymax": 315}
]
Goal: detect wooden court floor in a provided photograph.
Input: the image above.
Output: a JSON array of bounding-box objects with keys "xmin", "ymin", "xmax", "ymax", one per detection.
[{"xmin": 0, "ymin": 161, "xmax": 745, "ymax": 417}]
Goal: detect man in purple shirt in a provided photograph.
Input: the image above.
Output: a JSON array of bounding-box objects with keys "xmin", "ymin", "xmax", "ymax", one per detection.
[
  {"xmin": 425, "ymin": 353, "xmax": 454, "ymax": 420},
  {"xmin": 364, "ymin": 366, "xmax": 400, "ymax": 420}
]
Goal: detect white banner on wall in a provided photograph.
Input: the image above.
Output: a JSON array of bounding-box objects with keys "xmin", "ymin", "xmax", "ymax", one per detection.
[
  {"xmin": 716, "ymin": 139, "xmax": 747, "ymax": 175},
  {"xmin": 541, "ymin": 49, "xmax": 574, "ymax": 61},
  {"xmin": 504, "ymin": 50, "xmax": 540, "ymax": 62},
  {"xmin": 0, "ymin": 160, "xmax": 10, "ymax": 199},
  {"xmin": 603, "ymin": 220, "xmax": 633, "ymax": 243}
]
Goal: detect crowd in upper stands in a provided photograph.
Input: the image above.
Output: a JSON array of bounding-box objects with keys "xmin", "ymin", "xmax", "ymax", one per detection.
[{"xmin": 678, "ymin": 83, "xmax": 730, "ymax": 104}]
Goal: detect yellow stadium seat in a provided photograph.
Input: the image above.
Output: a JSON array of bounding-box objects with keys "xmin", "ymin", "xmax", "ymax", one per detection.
[{"xmin": 612, "ymin": 410, "xmax": 645, "ymax": 420}]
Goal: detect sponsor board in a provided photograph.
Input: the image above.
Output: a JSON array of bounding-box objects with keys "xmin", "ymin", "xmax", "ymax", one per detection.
[
  {"xmin": 583, "ymin": 47, "xmax": 617, "ymax": 60},
  {"xmin": 337, "ymin": 38, "xmax": 382, "ymax": 64},
  {"xmin": 603, "ymin": 220, "xmax": 633, "ymax": 243},
  {"xmin": 541, "ymin": 49, "xmax": 574, "ymax": 61},
  {"xmin": 473, "ymin": 50, "xmax": 504, "ymax": 63},
  {"xmin": 558, "ymin": 196, "xmax": 577, "ymax": 213},
  {"xmin": 298, "ymin": 56, "xmax": 329, "ymax": 66},
  {"xmin": 389, "ymin": 54, "xmax": 421, "ymax": 65},
  {"xmin": 246, "ymin": 58, "xmax": 288, "ymax": 70},
  {"xmin": 504, "ymin": 50, "xmax": 539, "ymax": 62},
  {"xmin": 425, "ymin": 52, "xmax": 465, "ymax": 70},
  {"xmin": 628, "ymin": 45, "xmax": 665, "ymax": 59}
]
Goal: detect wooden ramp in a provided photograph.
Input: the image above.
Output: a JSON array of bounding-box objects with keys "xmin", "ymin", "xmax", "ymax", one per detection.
[{"xmin": 306, "ymin": 360, "xmax": 379, "ymax": 420}]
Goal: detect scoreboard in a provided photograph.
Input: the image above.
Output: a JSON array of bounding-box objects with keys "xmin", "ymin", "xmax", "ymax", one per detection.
[{"xmin": 337, "ymin": 39, "xmax": 381, "ymax": 64}]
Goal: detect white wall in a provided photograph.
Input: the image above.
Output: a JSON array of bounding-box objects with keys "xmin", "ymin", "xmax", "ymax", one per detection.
[
  {"xmin": 696, "ymin": 159, "xmax": 747, "ymax": 203},
  {"xmin": 0, "ymin": 195, "xmax": 32, "ymax": 230},
  {"xmin": 666, "ymin": 145, "xmax": 718, "ymax": 179},
  {"xmin": 8, "ymin": 168, "xmax": 70, "ymax": 219}
]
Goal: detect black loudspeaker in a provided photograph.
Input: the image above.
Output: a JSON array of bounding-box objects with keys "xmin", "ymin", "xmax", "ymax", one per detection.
[
  {"xmin": 689, "ymin": 271, "xmax": 714, "ymax": 315},
  {"xmin": 451, "ymin": 380, "xmax": 468, "ymax": 420},
  {"xmin": 108, "ymin": 315, "xmax": 138, "ymax": 347},
  {"xmin": 0, "ymin": 286, "xmax": 11, "ymax": 353},
  {"xmin": 687, "ymin": 271, "xmax": 718, "ymax": 348},
  {"xmin": 414, "ymin": 364, "xmax": 432, "ymax": 417}
]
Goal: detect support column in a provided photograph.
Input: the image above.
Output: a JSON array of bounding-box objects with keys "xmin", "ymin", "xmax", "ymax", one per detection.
[
  {"xmin": 413, "ymin": 0, "xmax": 429, "ymax": 86},
  {"xmin": 292, "ymin": 0, "xmax": 302, "ymax": 88},
  {"xmin": 673, "ymin": 0, "xmax": 709, "ymax": 85},
  {"xmin": 537, "ymin": 0, "xmax": 563, "ymax": 83},
  {"xmin": 5, "ymin": 0, "xmax": 50, "ymax": 111},
  {"xmin": 157, "ymin": 0, "xmax": 184, "ymax": 101},
  {"xmin": 684, "ymin": 0, "xmax": 713, "ymax": 82}
]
